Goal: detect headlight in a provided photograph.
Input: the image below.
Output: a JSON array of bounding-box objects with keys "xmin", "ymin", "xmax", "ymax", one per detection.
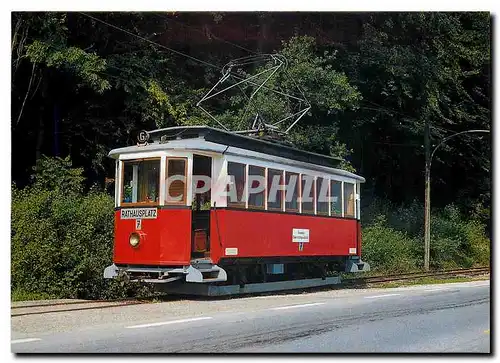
[{"xmin": 129, "ymin": 232, "xmax": 140, "ymax": 248}]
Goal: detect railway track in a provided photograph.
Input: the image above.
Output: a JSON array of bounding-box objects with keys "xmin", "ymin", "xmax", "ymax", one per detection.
[
  {"xmin": 344, "ymin": 266, "xmax": 490, "ymax": 285},
  {"xmin": 11, "ymin": 267, "xmax": 489, "ymax": 317}
]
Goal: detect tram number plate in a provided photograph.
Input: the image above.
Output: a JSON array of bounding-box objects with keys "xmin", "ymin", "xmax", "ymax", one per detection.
[
  {"xmin": 292, "ymin": 228, "xmax": 309, "ymax": 243},
  {"xmin": 120, "ymin": 208, "xmax": 158, "ymax": 220}
]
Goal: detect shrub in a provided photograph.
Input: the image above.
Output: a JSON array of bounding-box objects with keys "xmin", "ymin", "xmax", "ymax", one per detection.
[
  {"xmin": 11, "ymin": 156, "xmax": 153, "ymax": 300},
  {"xmin": 11, "ymin": 184, "xmax": 116, "ymax": 299},
  {"xmin": 429, "ymin": 205, "xmax": 490, "ymax": 269},
  {"xmin": 361, "ymin": 201, "xmax": 490, "ymax": 273},
  {"xmin": 31, "ymin": 155, "xmax": 86, "ymax": 193},
  {"xmin": 361, "ymin": 215, "xmax": 419, "ymax": 273}
]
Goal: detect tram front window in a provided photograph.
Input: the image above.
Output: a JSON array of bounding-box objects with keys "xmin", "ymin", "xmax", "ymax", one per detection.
[{"xmin": 122, "ymin": 159, "xmax": 160, "ymax": 204}]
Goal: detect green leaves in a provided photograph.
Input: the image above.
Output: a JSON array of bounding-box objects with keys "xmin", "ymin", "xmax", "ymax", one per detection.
[
  {"xmin": 12, "ymin": 156, "xmax": 158, "ymax": 300},
  {"xmin": 335, "ymin": 12, "xmax": 490, "ymax": 206},
  {"xmin": 25, "ymin": 40, "xmax": 110, "ymax": 93},
  {"xmin": 20, "ymin": 12, "xmax": 111, "ymax": 95},
  {"xmin": 145, "ymin": 80, "xmax": 188, "ymax": 126},
  {"xmin": 356, "ymin": 12, "xmax": 490, "ymax": 129},
  {"xmin": 287, "ymin": 125, "xmax": 355, "ymax": 171},
  {"xmin": 362, "ymin": 199, "xmax": 490, "ymax": 271},
  {"xmin": 31, "ymin": 155, "xmax": 85, "ymax": 194},
  {"xmin": 11, "ymin": 12, "xmax": 491, "ymax": 220},
  {"xmin": 11, "ymin": 184, "xmax": 115, "ymax": 299},
  {"xmin": 362, "ymin": 215, "xmax": 419, "ymax": 273},
  {"xmin": 280, "ymin": 36, "xmax": 361, "ymax": 112}
]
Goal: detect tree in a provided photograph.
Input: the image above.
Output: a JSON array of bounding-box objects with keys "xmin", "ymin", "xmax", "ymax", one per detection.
[
  {"xmin": 190, "ymin": 36, "xmax": 361, "ymax": 166},
  {"xmin": 10, "ymin": 12, "xmax": 491, "ymax": 217},
  {"xmin": 336, "ymin": 12, "xmax": 490, "ymax": 206}
]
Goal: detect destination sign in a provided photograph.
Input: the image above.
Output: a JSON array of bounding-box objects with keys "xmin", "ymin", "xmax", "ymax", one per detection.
[
  {"xmin": 120, "ymin": 208, "xmax": 158, "ymax": 220},
  {"xmin": 292, "ymin": 228, "xmax": 310, "ymax": 243}
]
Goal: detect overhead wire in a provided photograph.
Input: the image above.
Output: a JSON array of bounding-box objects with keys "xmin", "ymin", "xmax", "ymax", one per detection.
[
  {"xmin": 152, "ymin": 13, "xmax": 260, "ymax": 56},
  {"xmin": 81, "ymin": 12, "xmax": 476, "ymax": 141},
  {"xmin": 78, "ymin": 12, "xmax": 309, "ymax": 132},
  {"xmin": 79, "ymin": 12, "xmax": 222, "ymax": 71},
  {"xmin": 146, "ymin": 15, "xmax": 310, "ymax": 119},
  {"xmin": 79, "ymin": 12, "xmax": 236, "ymax": 120}
]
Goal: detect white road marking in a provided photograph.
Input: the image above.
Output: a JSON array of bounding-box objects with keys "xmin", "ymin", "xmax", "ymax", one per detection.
[
  {"xmin": 466, "ymin": 283, "xmax": 490, "ymax": 288},
  {"xmin": 424, "ymin": 288, "xmax": 449, "ymax": 292},
  {"xmin": 126, "ymin": 316, "xmax": 213, "ymax": 329},
  {"xmin": 271, "ymin": 302, "xmax": 326, "ymax": 310},
  {"xmin": 11, "ymin": 338, "xmax": 42, "ymax": 344},
  {"xmin": 365, "ymin": 294, "xmax": 401, "ymax": 299}
]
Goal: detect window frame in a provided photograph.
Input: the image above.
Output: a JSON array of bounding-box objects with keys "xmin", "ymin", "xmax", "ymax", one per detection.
[
  {"xmin": 300, "ymin": 174, "xmax": 315, "ymax": 215},
  {"xmin": 316, "ymin": 176, "xmax": 329, "ymax": 216},
  {"xmin": 120, "ymin": 157, "xmax": 162, "ymax": 207},
  {"xmin": 165, "ymin": 157, "xmax": 188, "ymax": 206},
  {"xmin": 227, "ymin": 161, "xmax": 247, "ymax": 209},
  {"xmin": 284, "ymin": 171, "xmax": 300, "ymax": 213},
  {"xmin": 330, "ymin": 179, "xmax": 343, "ymax": 217},
  {"xmin": 221, "ymin": 158, "xmax": 362, "ymax": 218},
  {"xmin": 247, "ymin": 164, "xmax": 266, "ymax": 210},
  {"xmin": 343, "ymin": 181, "xmax": 356, "ymax": 218},
  {"xmin": 267, "ymin": 168, "xmax": 284, "ymax": 212}
]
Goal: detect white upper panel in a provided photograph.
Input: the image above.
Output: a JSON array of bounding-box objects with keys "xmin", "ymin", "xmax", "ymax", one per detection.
[{"xmin": 109, "ymin": 137, "xmax": 365, "ymax": 183}]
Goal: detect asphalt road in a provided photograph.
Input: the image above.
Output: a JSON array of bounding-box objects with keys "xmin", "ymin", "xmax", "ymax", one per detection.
[{"xmin": 11, "ymin": 280, "xmax": 490, "ymax": 353}]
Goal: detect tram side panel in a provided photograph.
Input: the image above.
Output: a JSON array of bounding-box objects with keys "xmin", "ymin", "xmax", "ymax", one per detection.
[
  {"xmin": 209, "ymin": 209, "xmax": 358, "ymax": 262},
  {"xmin": 114, "ymin": 208, "xmax": 192, "ymax": 266}
]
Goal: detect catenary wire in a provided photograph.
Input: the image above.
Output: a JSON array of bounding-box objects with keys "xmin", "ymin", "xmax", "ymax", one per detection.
[
  {"xmin": 79, "ymin": 12, "xmax": 222, "ymax": 71},
  {"xmin": 152, "ymin": 13, "xmax": 260, "ymax": 56}
]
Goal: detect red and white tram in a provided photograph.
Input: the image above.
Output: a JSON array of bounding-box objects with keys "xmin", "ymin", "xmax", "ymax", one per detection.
[{"xmin": 104, "ymin": 126, "xmax": 369, "ymax": 288}]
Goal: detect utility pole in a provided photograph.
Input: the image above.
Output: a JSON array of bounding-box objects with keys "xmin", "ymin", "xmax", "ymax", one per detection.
[
  {"xmin": 423, "ymin": 120, "xmax": 431, "ymax": 271},
  {"xmin": 423, "ymin": 128, "xmax": 490, "ymax": 272}
]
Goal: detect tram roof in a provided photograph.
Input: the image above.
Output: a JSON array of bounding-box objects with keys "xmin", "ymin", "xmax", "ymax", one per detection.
[
  {"xmin": 108, "ymin": 126, "xmax": 364, "ymax": 181},
  {"xmin": 120, "ymin": 126, "xmax": 342, "ymax": 166}
]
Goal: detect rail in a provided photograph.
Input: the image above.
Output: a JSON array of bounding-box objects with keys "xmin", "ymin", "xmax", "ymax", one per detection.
[{"xmin": 343, "ymin": 266, "xmax": 490, "ymax": 285}]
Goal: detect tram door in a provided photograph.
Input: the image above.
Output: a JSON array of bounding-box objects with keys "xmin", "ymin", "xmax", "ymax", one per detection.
[{"xmin": 191, "ymin": 154, "xmax": 212, "ymax": 259}]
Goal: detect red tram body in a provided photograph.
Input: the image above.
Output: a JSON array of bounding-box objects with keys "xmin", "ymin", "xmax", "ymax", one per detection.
[{"xmin": 104, "ymin": 126, "xmax": 369, "ymax": 286}]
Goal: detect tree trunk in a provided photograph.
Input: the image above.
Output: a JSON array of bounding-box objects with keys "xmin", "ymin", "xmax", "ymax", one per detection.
[
  {"xmin": 36, "ymin": 114, "xmax": 44, "ymax": 162},
  {"xmin": 15, "ymin": 62, "xmax": 36, "ymax": 127}
]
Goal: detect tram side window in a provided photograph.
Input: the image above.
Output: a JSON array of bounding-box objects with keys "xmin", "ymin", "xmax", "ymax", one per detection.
[
  {"xmin": 227, "ymin": 162, "xmax": 246, "ymax": 207},
  {"xmin": 316, "ymin": 177, "xmax": 329, "ymax": 215},
  {"xmin": 166, "ymin": 158, "xmax": 187, "ymax": 204},
  {"xmin": 122, "ymin": 159, "xmax": 160, "ymax": 204},
  {"xmin": 248, "ymin": 165, "xmax": 266, "ymax": 209},
  {"xmin": 267, "ymin": 169, "xmax": 283, "ymax": 210},
  {"xmin": 330, "ymin": 180, "xmax": 342, "ymax": 216},
  {"xmin": 344, "ymin": 182, "xmax": 355, "ymax": 217},
  {"xmin": 301, "ymin": 175, "xmax": 315, "ymax": 214},
  {"xmin": 285, "ymin": 172, "xmax": 299, "ymax": 212}
]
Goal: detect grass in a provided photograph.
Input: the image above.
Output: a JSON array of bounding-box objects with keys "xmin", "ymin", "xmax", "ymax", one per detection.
[
  {"xmin": 11, "ymin": 289, "xmax": 54, "ymax": 302},
  {"xmin": 371, "ymin": 275, "xmax": 490, "ymax": 289}
]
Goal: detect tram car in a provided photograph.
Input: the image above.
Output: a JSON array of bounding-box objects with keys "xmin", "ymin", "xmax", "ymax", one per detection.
[{"xmin": 104, "ymin": 126, "xmax": 369, "ymax": 287}]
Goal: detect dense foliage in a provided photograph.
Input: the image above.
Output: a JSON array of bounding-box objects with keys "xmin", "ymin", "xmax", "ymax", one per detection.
[
  {"xmin": 11, "ymin": 157, "xmax": 150, "ymax": 300},
  {"xmin": 11, "ymin": 12, "xmax": 491, "ymax": 299},
  {"xmin": 361, "ymin": 199, "xmax": 490, "ymax": 273},
  {"xmin": 11, "ymin": 12, "xmax": 491, "ymax": 210}
]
